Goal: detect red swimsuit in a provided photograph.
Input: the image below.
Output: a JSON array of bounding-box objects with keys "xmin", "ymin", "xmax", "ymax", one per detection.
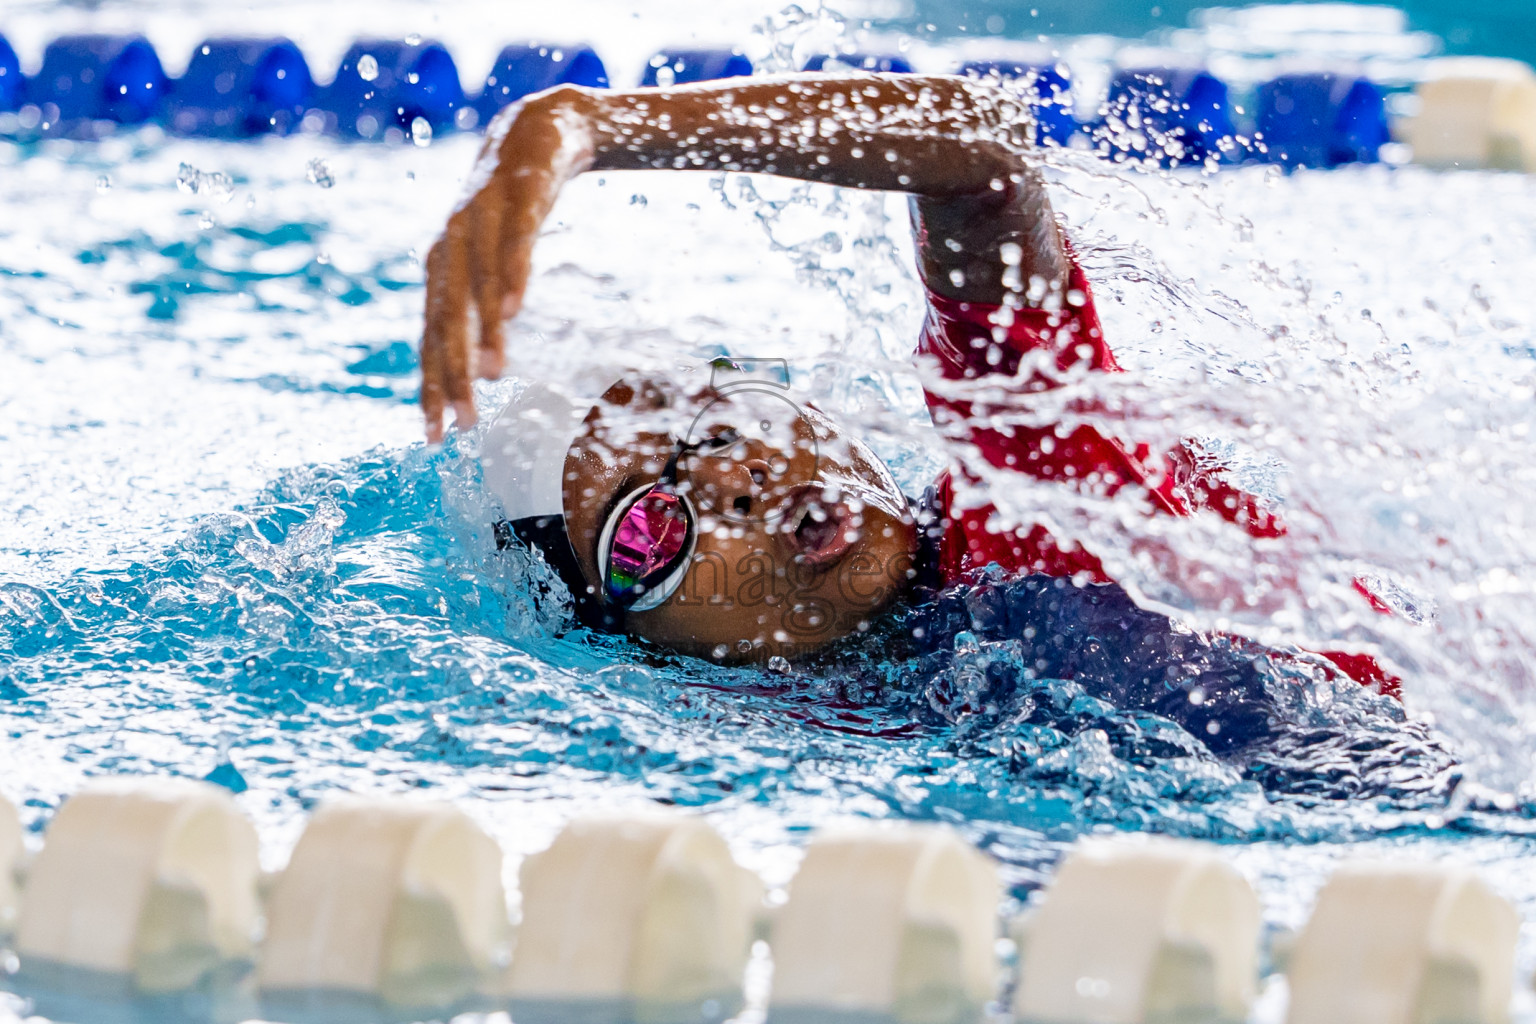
[{"xmin": 915, "ymin": 255, "xmax": 1400, "ymax": 698}]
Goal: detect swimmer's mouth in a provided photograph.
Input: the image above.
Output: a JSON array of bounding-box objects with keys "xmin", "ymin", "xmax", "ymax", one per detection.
[{"xmin": 780, "ymin": 488, "xmax": 856, "ymax": 567}]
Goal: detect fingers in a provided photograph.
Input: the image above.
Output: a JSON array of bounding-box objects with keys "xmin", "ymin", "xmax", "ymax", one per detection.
[
  {"xmin": 441, "ymin": 216, "xmax": 478, "ymax": 435},
  {"xmin": 421, "ymin": 218, "xmax": 476, "ymax": 441},
  {"xmin": 498, "ymin": 188, "xmax": 540, "ymax": 328},
  {"xmin": 420, "ymin": 239, "xmax": 450, "ymax": 443},
  {"xmin": 470, "ymin": 189, "xmax": 507, "ymax": 381}
]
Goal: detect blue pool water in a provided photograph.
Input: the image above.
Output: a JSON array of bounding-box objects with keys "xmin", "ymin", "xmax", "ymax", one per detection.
[
  {"xmin": 901, "ymin": 0, "xmax": 1536, "ymax": 68},
  {"xmin": 4, "ymin": 1, "xmax": 1536, "ymax": 1020}
]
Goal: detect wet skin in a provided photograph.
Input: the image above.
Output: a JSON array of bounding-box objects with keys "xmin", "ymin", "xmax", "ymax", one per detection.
[
  {"xmin": 561, "ymin": 377, "xmax": 919, "ymax": 664},
  {"xmin": 420, "ymin": 74, "xmax": 1068, "ymax": 438},
  {"xmin": 420, "ymin": 73, "xmax": 1071, "ymax": 660},
  {"xmin": 417, "ymin": 73, "xmax": 1409, "ymax": 693}
]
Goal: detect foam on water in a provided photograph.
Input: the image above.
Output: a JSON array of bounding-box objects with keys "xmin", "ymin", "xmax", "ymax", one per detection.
[
  {"xmin": 1035, "ymin": 154, "xmax": 1536, "ymax": 797},
  {"xmin": 5, "ymin": 0, "xmax": 1536, "ymax": 1016}
]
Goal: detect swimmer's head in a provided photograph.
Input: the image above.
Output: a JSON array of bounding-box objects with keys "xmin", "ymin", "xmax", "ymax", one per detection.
[{"xmin": 486, "ymin": 366, "xmax": 919, "ymax": 664}]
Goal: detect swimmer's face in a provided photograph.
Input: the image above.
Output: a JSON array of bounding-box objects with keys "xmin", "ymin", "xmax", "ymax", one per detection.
[{"xmin": 562, "ymin": 377, "xmax": 920, "ymax": 665}]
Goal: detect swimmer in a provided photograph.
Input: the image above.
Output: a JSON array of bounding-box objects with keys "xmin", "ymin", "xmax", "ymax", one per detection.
[{"xmin": 417, "ymin": 73, "xmax": 1400, "ymax": 744}]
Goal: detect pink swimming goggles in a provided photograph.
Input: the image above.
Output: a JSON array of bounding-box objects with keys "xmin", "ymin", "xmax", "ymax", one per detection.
[{"xmin": 597, "ymin": 431, "xmax": 739, "ymax": 613}]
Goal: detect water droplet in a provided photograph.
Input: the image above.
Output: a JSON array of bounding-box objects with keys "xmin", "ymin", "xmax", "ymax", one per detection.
[
  {"xmin": 357, "ymin": 54, "xmax": 379, "ymax": 82},
  {"xmin": 405, "ymin": 32, "xmax": 422, "ymax": 46},
  {"xmin": 411, "ymin": 116, "xmax": 433, "ymax": 147},
  {"xmin": 768, "ymin": 655, "xmax": 791, "ymax": 674},
  {"xmin": 306, "ymin": 158, "xmax": 335, "ymax": 188},
  {"xmin": 94, "ymin": 174, "xmax": 111, "ymax": 193},
  {"xmin": 176, "ymin": 162, "xmax": 233, "ymax": 200}
]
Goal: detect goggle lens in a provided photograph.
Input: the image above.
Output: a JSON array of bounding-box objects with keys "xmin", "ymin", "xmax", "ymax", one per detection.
[{"xmin": 606, "ymin": 488, "xmax": 691, "ymax": 603}]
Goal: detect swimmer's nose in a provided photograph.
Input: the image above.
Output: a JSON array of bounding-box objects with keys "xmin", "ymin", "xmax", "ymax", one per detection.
[
  {"xmin": 689, "ymin": 457, "xmax": 769, "ymax": 518},
  {"xmin": 735, "ymin": 458, "xmax": 787, "ymax": 516}
]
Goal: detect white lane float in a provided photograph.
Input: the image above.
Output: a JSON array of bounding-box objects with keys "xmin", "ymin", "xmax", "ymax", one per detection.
[
  {"xmin": 1407, "ymin": 58, "xmax": 1536, "ymax": 172},
  {"xmin": 1012, "ymin": 838, "xmax": 1261, "ymax": 1024},
  {"xmin": 1284, "ymin": 862, "xmax": 1520, "ymax": 1024},
  {"xmin": 257, "ymin": 797, "xmax": 507, "ymax": 1009},
  {"xmin": 0, "ymin": 791, "xmax": 21, "ymax": 936},
  {"xmin": 766, "ymin": 822, "xmax": 1001, "ymax": 1024},
  {"xmin": 503, "ymin": 813, "xmax": 763, "ymax": 1024},
  {"xmin": 13, "ymin": 778, "xmax": 260, "ymax": 992}
]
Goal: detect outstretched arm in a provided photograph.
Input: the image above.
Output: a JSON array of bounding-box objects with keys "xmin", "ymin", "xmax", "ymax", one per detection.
[{"xmin": 419, "ymin": 73, "xmax": 1067, "ymax": 441}]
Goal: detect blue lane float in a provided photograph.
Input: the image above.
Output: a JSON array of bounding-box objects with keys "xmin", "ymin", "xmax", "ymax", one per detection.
[
  {"xmin": 0, "ymin": 35, "xmax": 21, "ymax": 111},
  {"xmin": 1099, "ymin": 67, "xmax": 1237, "ymax": 167},
  {"xmin": 803, "ymin": 53, "xmax": 916, "ymax": 74},
  {"xmin": 166, "ymin": 38, "xmax": 314, "ymax": 137},
  {"xmin": 474, "ymin": 43, "xmax": 608, "ymax": 127},
  {"xmin": 321, "ymin": 39, "xmax": 466, "ymax": 140},
  {"xmin": 0, "ymin": 32, "xmax": 1422, "ymax": 176},
  {"xmin": 640, "ymin": 49, "xmax": 753, "ymax": 87},
  {"xmin": 1254, "ymin": 73, "xmax": 1390, "ymax": 169},
  {"xmin": 29, "ymin": 35, "xmax": 169, "ymax": 127},
  {"xmin": 958, "ymin": 60, "xmax": 1077, "ymax": 146}
]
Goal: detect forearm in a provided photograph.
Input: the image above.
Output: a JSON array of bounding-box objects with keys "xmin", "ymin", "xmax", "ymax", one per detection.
[
  {"xmin": 420, "ymin": 73, "xmax": 1075, "ymax": 439},
  {"xmin": 537, "ymin": 75, "xmax": 1070, "ymax": 303},
  {"xmin": 587, "ymin": 75, "xmax": 1018, "ymax": 192}
]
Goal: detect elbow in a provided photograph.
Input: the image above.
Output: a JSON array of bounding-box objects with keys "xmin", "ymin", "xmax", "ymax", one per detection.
[{"xmin": 952, "ymin": 76, "xmax": 1039, "ymax": 156}]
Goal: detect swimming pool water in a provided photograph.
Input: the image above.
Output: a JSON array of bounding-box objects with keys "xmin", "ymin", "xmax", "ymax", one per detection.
[{"xmin": 4, "ymin": 1, "xmax": 1536, "ymax": 1020}]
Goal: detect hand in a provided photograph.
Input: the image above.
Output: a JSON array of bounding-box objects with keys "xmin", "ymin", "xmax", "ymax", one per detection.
[{"xmin": 419, "ymin": 87, "xmax": 596, "ymax": 442}]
